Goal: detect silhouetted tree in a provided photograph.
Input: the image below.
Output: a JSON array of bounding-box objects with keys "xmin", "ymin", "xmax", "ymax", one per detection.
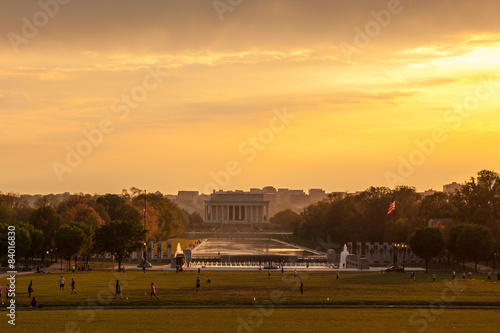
[
  {"xmin": 408, "ymin": 226, "xmax": 444, "ymax": 273},
  {"xmin": 270, "ymin": 209, "xmax": 301, "ymax": 229},
  {"xmin": 54, "ymin": 224, "xmax": 86, "ymax": 270},
  {"xmin": 29, "ymin": 206, "xmax": 61, "ymax": 262},
  {"xmin": 94, "ymin": 220, "xmax": 147, "ymax": 270}
]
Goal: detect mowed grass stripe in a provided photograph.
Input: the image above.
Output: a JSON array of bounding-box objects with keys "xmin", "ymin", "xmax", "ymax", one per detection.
[
  {"xmin": 2, "ymin": 271, "xmax": 499, "ymax": 309},
  {"xmin": 5, "ymin": 308, "xmax": 500, "ymax": 333}
]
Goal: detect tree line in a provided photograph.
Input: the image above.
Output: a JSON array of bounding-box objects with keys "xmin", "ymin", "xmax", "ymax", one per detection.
[
  {"xmin": 273, "ymin": 170, "xmax": 499, "ymax": 270},
  {"xmin": 0, "ymin": 188, "xmax": 195, "ymax": 269}
]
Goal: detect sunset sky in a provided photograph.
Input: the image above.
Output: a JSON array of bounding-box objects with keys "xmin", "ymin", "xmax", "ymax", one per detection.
[{"xmin": 1, "ymin": 0, "xmax": 499, "ymax": 195}]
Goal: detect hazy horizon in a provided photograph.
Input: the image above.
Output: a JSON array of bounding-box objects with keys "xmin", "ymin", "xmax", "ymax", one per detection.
[
  {"xmin": 1, "ymin": 0, "xmax": 499, "ymax": 195},
  {"xmin": 1, "ymin": 179, "xmax": 465, "ymax": 197}
]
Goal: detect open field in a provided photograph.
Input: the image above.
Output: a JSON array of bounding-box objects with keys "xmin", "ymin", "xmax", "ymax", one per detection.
[
  {"xmin": 7, "ymin": 308, "xmax": 500, "ymax": 333},
  {"xmin": 1, "ymin": 271, "xmax": 499, "ymax": 332},
  {"xmin": 2, "ymin": 271, "xmax": 499, "ymax": 308}
]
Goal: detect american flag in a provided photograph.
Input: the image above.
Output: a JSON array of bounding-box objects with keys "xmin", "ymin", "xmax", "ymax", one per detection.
[
  {"xmin": 143, "ymin": 190, "xmax": 147, "ymax": 219},
  {"xmin": 387, "ymin": 196, "xmax": 396, "ymax": 215}
]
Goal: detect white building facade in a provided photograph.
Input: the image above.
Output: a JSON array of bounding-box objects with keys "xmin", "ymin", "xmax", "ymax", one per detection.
[{"xmin": 204, "ymin": 193, "xmax": 270, "ymax": 223}]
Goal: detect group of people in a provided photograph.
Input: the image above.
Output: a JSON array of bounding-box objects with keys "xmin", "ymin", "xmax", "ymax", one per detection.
[
  {"xmin": 0, "ymin": 275, "xmax": 76, "ymax": 310},
  {"xmin": 72, "ymin": 264, "xmax": 91, "ymax": 273},
  {"xmin": 3, "ymin": 265, "xmax": 500, "ymax": 310},
  {"xmin": 0, "ymin": 283, "xmax": 13, "ymax": 305},
  {"xmin": 27, "ymin": 281, "xmax": 38, "ymax": 308},
  {"xmin": 406, "ymin": 271, "xmax": 500, "ymax": 283},
  {"xmin": 0, "ymin": 280, "xmax": 39, "ymax": 308},
  {"xmin": 195, "ymin": 274, "xmax": 211, "ymax": 291},
  {"xmin": 0, "ymin": 274, "xmax": 161, "ymax": 305},
  {"xmin": 59, "ymin": 276, "xmax": 77, "ymax": 294}
]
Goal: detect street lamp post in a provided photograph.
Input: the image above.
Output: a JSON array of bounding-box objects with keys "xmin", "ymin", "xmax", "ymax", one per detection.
[
  {"xmin": 139, "ymin": 190, "xmax": 151, "ymax": 269},
  {"xmin": 393, "ymin": 243, "xmax": 398, "ymax": 266},
  {"xmin": 393, "ymin": 243, "xmax": 407, "ymax": 267},
  {"xmin": 402, "ymin": 244, "xmax": 407, "ymax": 268}
]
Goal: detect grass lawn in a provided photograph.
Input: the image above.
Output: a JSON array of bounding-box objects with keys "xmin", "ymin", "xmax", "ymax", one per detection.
[
  {"xmin": 3, "ymin": 271, "xmax": 500, "ymax": 308},
  {"xmin": 6, "ymin": 308, "xmax": 500, "ymax": 333},
  {"xmin": 1, "ymin": 271, "xmax": 499, "ymax": 332}
]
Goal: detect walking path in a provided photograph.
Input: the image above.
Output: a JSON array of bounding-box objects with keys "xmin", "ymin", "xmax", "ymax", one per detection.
[{"xmin": 463, "ymin": 262, "xmax": 498, "ymax": 273}]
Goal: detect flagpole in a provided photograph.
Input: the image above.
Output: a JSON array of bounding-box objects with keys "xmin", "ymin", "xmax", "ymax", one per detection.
[
  {"xmin": 138, "ymin": 189, "xmax": 151, "ymax": 268},
  {"xmin": 144, "ymin": 189, "xmax": 147, "ymax": 227},
  {"xmin": 393, "ymin": 197, "xmax": 396, "ymax": 239},
  {"xmin": 393, "ymin": 194, "xmax": 397, "ymax": 266},
  {"xmin": 143, "ymin": 190, "xmax": 149, "ymax": 267}
]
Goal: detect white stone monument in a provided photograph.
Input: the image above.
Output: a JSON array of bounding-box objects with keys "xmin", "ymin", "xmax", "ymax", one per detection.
[
  {"xmin": 157, "ymin": 241, "xmax": 163, "ymax": 261},
  {"xmin": 167, "ymin": 241, "xmax": 172, "ymax": 259},
  {"xmin": 148, "ymin": 241, "xmax": 155, "ymax": 261},
  {"xmin": 339, "ymin": 244, "xmax": 349, "ymax": 269}
]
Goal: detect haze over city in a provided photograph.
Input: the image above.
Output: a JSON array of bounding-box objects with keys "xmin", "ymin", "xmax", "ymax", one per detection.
[{"xmin": 1, "ymin": 0, "xmax": 499, "ymax": 195}]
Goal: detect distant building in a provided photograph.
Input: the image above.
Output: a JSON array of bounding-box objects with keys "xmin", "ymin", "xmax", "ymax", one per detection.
[
  {"xmin": 290, "ymin": 190, "xmax": 309, "ymax": 206},
  {"xmin": 164, "ymin": 194, "xmax": 176, "ymax": 201},
  {"xmin": 443, "ymin": 182, "xmax": 462, "ymax": 194},
  {"xmin": 262, "ymin": 186, "xmax": 277, "ymax": 194},
  {"xmin": 309, "ymin": 189, "xmax": 327, "ymax": 203},
  {"xmin": 204, "ymin": 192, "xmax": 270, "ymax": 224},
  {"xmin": 177, "ymin": 191, "xmax": 199, "ymax": 201},
  {"xmin": 420, "ymin": 189, "xmax": 437, "ymax": 197},
  {"xmin": 175, "ymin": 191, "xmax": 207, "ymax": 215},
  {"xmin": 175, "ymin": 186, "xmax": 334, "ymax": 217},
  {"xmin": 428, "ymin": 218, "xmax": 453, "ymax": 228}
]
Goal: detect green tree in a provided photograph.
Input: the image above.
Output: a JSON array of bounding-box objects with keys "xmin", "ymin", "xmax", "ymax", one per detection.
[
  {"xmin": 19, "ymin": 222, "xmax": 44, "ymax": 267},
  {"xmin": 453, "ymin": 170, "xmax": 500, "ymax": 224},
  {"xmin": 57, "ymin": 193, "xmax": 96, "ymax": 213},
  {"xmin": 187, "ymin": 211, "xmax": 204, "ymax": 226},
  {"xmin": 14, "ymin": 227, "xmax": 31, "ymax": 266},
  {"xmin": 34, "ymin": 194, "xmax": 59, "ymax": 209},
  {"xmin": 456, "ymin": 224, "xmax": 494, "ymax": 272},
  {"xmin": 60, "ymin": 203, "xmax": 105, "ymax": 227},
  {"xmin": 133, "ymin": 193, "xmax": 185, "ymax": 241},
  {"xmin": 54, "ymin": 224, "xmax": 86, "ymax": 270},
  {"xmin": 296, "ymin": 200, "xmax": 330, "ymax": 239},
  {"xmin": 447, "ymin": 223, "xmax": 470, "ymax": 270},
  {"xmin": 270, "ymin": 209, "xmax": 301, "ymax": 229},
  {"xmin": 67, "ymin": 221, "xmax": 95, "ymax": 264},
  {"xmin": 94, "ymin": 220, "xmax": 147, "ymax": 270},
  {"xmin": 294, "ymin": 187, "xmax": 393, "ymax": 243},
  {"xmin": 417, "ymin": 192, "xmax": 456, "ymax": 222},
  {"xmin": 29, "ymin": 206, "xmax": 61, "ymax": 262},
  {"xmin": 392, "ymin": 186, "xmax": 421, "ymax": 220},
  {"xmin": 96, "ymin": 194, "xmax": 142, "ymax": 224},
  {"xmin": 0, "ymin": 223, "xmax": 30, "ymax": 268},
  {"xmin": 0, "ymin": 223, "xmax": 9, "ymax": 265},
  {"xmin": 0, "ymin": 202, "xmax": 14, "ymax": 224},
  {"xmin": 0, "ymin": 192, "xmax": 32, "ymax": 224},
  {"xmin": 408, "ymin": 226, "xmax": 445, "ymax": 272}
]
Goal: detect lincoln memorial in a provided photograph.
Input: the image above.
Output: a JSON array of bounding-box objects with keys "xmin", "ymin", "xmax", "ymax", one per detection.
[{"xmin": 204, "ymin": 193, "xmax": 270, "ymax": 224}]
